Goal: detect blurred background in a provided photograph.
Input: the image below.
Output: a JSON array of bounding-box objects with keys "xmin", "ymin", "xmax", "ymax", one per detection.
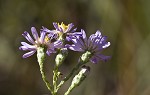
[{"xmin": 0, "ymin": 0, "xmax": 150, "ymax": 95}]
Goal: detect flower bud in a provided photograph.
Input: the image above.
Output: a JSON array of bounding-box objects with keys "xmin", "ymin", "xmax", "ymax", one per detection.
[
  {"xmin": 70, "ymin": 65, "xmax": 90, "ymax": 89},
  {"xmin": 80, "ymin": 51, "xmax": 92, "ymax": 63},
  {"xmin": 55, "ymin": 48, "xmax": 68, "ymax": 67}
]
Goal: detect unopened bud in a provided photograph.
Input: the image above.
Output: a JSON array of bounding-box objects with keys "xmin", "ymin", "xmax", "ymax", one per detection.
[
  {"xmin": 70, "ymin": 65, "xmax": 90, "ymax": 88},
  {"xmin": 55, "ymin": 48, "xmax": 68, "ymax": 67}
]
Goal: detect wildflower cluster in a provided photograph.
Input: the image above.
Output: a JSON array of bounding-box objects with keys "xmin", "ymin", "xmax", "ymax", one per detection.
[{"xmin": 19, "ymin": 22, "xmax": 111, "ymax": 95}]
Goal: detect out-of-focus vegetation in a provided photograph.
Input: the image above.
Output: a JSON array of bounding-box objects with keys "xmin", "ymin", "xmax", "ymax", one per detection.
[{"xmin": 0, "ymin": 0, "xmax": 150, "ymax": 95}]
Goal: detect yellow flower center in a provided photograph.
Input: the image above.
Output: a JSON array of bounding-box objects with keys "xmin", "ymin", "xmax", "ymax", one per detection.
[
  {"xmin": 58, "ymin": 22, "xmax": 69, "ymax": 32},
  {"xmin": 44, "ymin": 35, "xmax": 50, "ymax": 43}
]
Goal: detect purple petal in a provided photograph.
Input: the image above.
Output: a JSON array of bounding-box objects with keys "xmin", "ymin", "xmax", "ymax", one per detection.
[
  {"xmin": 46, "ymin": 50, "xmax": 51, "ymax": 56},
  {"xmin": 53, "ymin": 22, "xmax": 59, "ymax": 30},
  {"xmin": 70, "ymin": 31, "xmax": 82, "ymax": 36},
  {"xmin": 66, "ymin": 44, "xmax": 84, "ymax": 52},
  {"xmin": 41, "ymin": 26, "xmax": 54, "ymax": 34},
  {"xmin": 92, "ymin": 38, "xmax": 102, "ymax": 50},
  {"xmin": 66, "ymin": 31, "xmax": 82, "ymax": 41},
  {"xmin": 22, "ymin": 31, "xmax": 35, "ymax": 44},
  {"xmin": 31, "ymin": 27, "xmax": 39, "ymax": 41},
  {"xmin": 90, "ymin": 54, "xmax": 111, "ymax": 63},
  {"xmin": 21, "ymin": 42, "xmax": 35, "ymax": 48},
  {"xmin": 93, "ymin": 35, "xmax": 106, "ymax": 49},
  {"xmin": 92, "ymin": 34, "xmax": 102, "ymax": 46},
  {"xmin": 46, "ymin": 48, "xmax": 56, "ymax": 56},
  {"xmin": 53, "ymin": 40, "xmax": 63, "ymax": 48},
  {"xmin": 40, "ymin": 31, "xmax": 46, "ymax": 43},
  {"xmin": 102, "ymin": 42, "xmax": 110, "ymax": 49},
  {"xmin": 19, "ymin": 46, "xmax": 36, "ymax": 51},
  {"xmin": 93, "ymin": 37, "xmax": 110, "ymax": 51},
  {"xmin": 88, "ymin": 34, "xmax": 95, "ymax": 42},
  {"xmin": 71, "ymin": 28, "xmax": 77, "ymax": 33},
  {"xmin": 65, "ymin": 23, "xmax": 74, "ymax": 33},
  {"xmin": 88, "ymin": 34, "xmax": 95, "ymax": 49},
  {"xmin": 46, "ymin": 50, "xmax": 54, "ymax": 56},
  {"xmin": 88, "ymin": 31, "xmax": 102, "ymax": 50},
  {"xmin": 95, "ymin": 54, "xmax": 111, "ymax": 62},
  {"xmin": 66, "ymin": 36, "xmax": 71, "ymax": 41},
  {"xmin": 59, "ymin": 27, "xmax": 63, "ymax": 32},
  {"xmin": 81, "ymin": 29, "xmax": 87, "ymax": 39},
  {"xmin": 53, "ymin": 22, "xmax": 62, "ymax": 31},
  {"xmin": 68, "ymin": 37, "xmax": 84, "ymax": 49},
  {"xmin": 81, "ymin": 29, "xmax": 88, "ymax": 46},
  {"xmin": 95, "ymin": 30, "xmax": 102, "ymax": 37},
  {"xmin": 48, "ymin": 30, "xmax": 61, "ymax": 40},
  {"xmin": 100, "ymin": 36, "xmax": 108, "ymax": 44},
  {"xmin": 92, "ymin": 44, "xmax": 110, "ymax": 55},
  {"xmin": 47, "ymin": 41, "xmax": 62, "ymax": 51},
  {"xmin": 19, "ymin": 46, "xmax": 29, "ymax": 51},
  {"xmin": 90, "ymin": 57, "xmax": 98, "ymax": 64},
  {"xmin": 75, "ymin": 36, "xmax": 86, "ymax": 49},
  {"xmin": 22, "ymin": 50, "xmax": 36, "ymax": 58}
]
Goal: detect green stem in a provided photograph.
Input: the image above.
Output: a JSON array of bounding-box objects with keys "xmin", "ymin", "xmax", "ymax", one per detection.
[
  {"xmin": 56, "ymin": 51, "xmax": 91, "ymax": 93},
  {"xmin": 53, "ymin": 67, "xmax": 58, "ymax": 95},
  {"xmin": 39, "ymin": 62, "xmax": 53, "ymax": 94},
  {"xmin": 37, "ymin": 47, "xmax": 54, "ymax": 95},
  {"xmin": 56, "ymin": 61, "xmax": 84, "ymax": 91},
  {"xmin": 64, "ymin": 86, "xmax": 74, "ymax": 95},
  {"xmin": 64, "ymin": 66, "xmax": 89, "ymax": 95}
]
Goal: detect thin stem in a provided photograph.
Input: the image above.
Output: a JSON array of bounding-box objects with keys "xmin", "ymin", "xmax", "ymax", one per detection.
[
  {"xmin": 56, "ymin": 61, "xmax": 84, "ymax": 91},
  {"xmin": 64, "ymin": 66, "xmax": 89, "ymax": 95},
  {"xmin": 39, "ymin": 62, "xmax": 54, "ymax": 94},
  {"xmin": 56, "ymin": 51, "xmax": 90, "ymax": 93},
  {"xmin": 64, "ymin": 86, "xmax": 73, "ymax": 95},
  {"xmin": 53, "ymin": 67, "xmax": 58, "ymax": 95},
  {"xmin": 37, "ymin": 47, "xmax": 54, "ymax": 95}
]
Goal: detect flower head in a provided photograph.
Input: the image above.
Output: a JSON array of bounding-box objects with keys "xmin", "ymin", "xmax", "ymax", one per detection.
[
  {"xmin": 19, "ymin": 27, "xmax": 62, "ymax": 58},
  {"xmin": 42, "ymin": 22, "xmax": 81, "ymax": 41},
  {"xmin": 66, "ymin": 29, "xmax": 111, "ymax": 63}
]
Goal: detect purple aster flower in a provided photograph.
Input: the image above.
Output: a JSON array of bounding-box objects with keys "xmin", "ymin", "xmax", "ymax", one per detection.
[
  {"xmin": 53, "ymin": 22, "xmax": 76, "ymax": 33},
  {"xmin": 66, "ymin": 29, "xmax": 111, "ymax": 63},
  {"xmin": 42, "ymin": 22, "xmax": 82, "ymax": 41},
  {"xmin": 19, "ymin": 27, "xmax": 62, "ymax": 58}
]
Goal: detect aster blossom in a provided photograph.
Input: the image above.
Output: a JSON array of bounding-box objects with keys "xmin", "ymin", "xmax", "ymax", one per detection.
[
  {"xmin": 66, "ymin": 29, "xmax": 111, "ymax": 63},
  {"xmin": 42, "ymin": 22, "xmax": 81, "ymax": 41},
  {"xmin": 19, "ymin": 27, "xmax": 62, "ymax": 58}
]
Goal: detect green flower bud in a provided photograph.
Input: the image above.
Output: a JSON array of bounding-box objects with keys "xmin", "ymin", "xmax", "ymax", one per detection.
[
  {"xmin": 55, "ymin": 48, "xmax": 68, "ymax": 67},
  {"xmin": 71, "ymin": 65, "xmax": 90, "ymax": 87},
  {"xmin": 80, "ymin": 51, "xmax": 92, "ymax": 63},
  {"xmin": 64, "ymin": 66, "xmax": 90, "ymax": 95}
]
